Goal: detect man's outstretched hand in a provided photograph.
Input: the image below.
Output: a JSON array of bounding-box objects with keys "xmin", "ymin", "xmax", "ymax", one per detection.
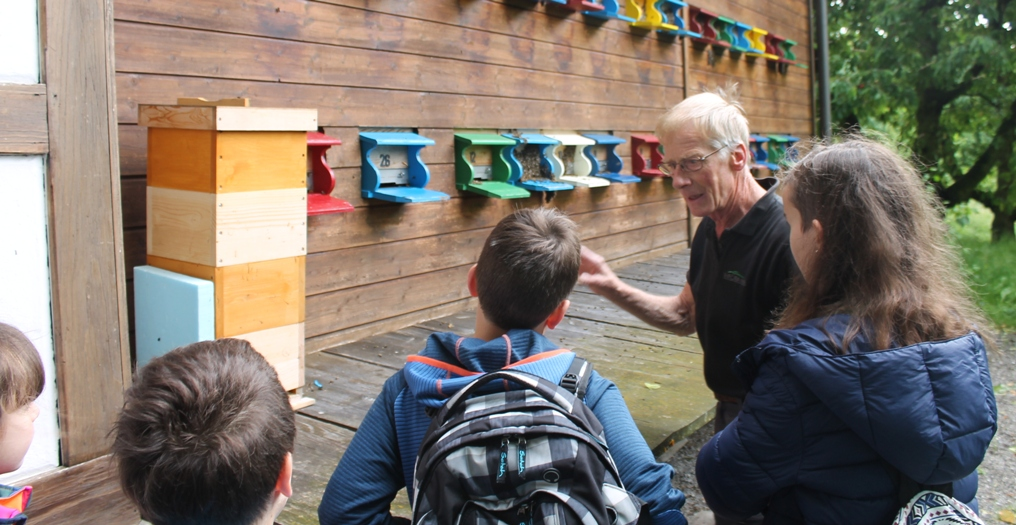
[{"xmin": 578, "ymin": 246, "xmax": 620, "ymax": 295}]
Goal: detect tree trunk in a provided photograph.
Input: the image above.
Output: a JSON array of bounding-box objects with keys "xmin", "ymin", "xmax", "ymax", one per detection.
[
  {"xmin": 991, "ymin": 158, "xmax": 1016, "ymax": 242},
  {"xmin": 991, "ymin": 209, "xmax": 1015, "ymax": 242}
]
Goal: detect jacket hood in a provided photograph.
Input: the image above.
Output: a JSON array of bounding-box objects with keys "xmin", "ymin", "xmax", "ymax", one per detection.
[
  {"xmin": 402, "ymin": 329, "xmax": 577, "ymax": 408},
  {"xmin": 735, "ymin": 316, "xmax": 997, "ymax": 485}
]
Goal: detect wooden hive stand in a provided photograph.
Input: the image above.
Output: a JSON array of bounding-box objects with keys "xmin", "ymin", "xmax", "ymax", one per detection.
[{"xmin": 139, "ymin": 97, "xmax": 317, "ymax": 410}]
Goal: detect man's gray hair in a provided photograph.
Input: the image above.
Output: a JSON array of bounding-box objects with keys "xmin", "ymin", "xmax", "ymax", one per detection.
[{"xmin": 655, "ymin": 85, "xmax": 750, "ymax": 153}]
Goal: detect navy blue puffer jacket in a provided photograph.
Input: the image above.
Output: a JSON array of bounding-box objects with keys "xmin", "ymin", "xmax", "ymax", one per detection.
[{"xmin": 696, "ymin": 316, "xmax": 997, "ymax": 525}]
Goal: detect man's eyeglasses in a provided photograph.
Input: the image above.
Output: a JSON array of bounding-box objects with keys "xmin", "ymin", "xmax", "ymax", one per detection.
[{"xmin": 658, "ymin": 145, "xmax": 728, "ymax": 175}]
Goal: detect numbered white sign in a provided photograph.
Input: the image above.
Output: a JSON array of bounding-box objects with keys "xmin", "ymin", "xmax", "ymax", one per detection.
[
  {"xmin": 371, "ymin": 145, "xmax": 410, "ymax": 185},
  {"xmin": 465, "ymin": 146, "xmax": 493, "ymax": 180}
]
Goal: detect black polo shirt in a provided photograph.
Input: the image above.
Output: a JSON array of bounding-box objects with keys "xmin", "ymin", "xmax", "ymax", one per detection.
[{"xmin": 687, "ymin": 179, "xmax": 798, "ymax": 399}]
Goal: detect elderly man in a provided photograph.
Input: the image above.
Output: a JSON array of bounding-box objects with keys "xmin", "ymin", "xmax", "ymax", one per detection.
[{"xmin": 579, "ymin": 89, "xmax": 798, "ymax": 433}]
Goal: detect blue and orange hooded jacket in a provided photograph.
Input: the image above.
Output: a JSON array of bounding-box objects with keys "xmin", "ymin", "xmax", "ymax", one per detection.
[{"xmin": 319, "ymin": 329, "xmax": 688, "ymax": 525}]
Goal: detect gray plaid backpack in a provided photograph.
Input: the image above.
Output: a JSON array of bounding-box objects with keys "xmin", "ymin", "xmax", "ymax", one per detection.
[{"xmin": 410, "ymin": 361, "xmax": 645, "ymax": 525}]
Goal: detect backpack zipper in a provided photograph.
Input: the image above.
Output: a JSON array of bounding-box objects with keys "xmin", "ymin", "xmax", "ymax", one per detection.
[
  {"xmin": 517, "ymin": 437, "xmax": 527, "ymax": 479},
  {"xmin": 497, "ymin": 437, "xmax": 509, "ymax": 483},
  {"xmin": 517, "ymin": 503, "xmax": 533, "ymax": 525}
]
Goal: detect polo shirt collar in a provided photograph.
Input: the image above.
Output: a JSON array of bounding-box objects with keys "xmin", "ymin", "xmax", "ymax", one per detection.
[{"xmin": 725, "ymin": 178, "xmax": 781, "ymax": 237}]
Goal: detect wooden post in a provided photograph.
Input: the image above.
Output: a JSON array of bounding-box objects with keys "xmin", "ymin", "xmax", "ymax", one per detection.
[{"xmin": 43, "ymin": 0, "xmax": 132, "ymax": 466}]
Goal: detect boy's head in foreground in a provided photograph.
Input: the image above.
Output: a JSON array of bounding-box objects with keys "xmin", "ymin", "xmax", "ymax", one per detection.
[
  {"xmin": 468, "ymin": 208, "xmax": 581, "ymax": 333},
  {"xmin": 112, "ymin": 339, "xmax": 296, "ymax": 525},
  {"xmin": 0, "ymin": 323, "xmax": 44, "ymax": 474}
]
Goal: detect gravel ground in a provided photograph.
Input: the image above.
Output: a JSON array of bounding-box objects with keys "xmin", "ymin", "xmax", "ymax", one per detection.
[{"xmin": 667, "ymin": 333, "xmax": 1016, "ymax": 524}]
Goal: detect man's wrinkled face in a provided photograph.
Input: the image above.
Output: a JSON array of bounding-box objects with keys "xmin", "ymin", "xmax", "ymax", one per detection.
[{"xmin": 661, "ymin": 129, "xmax": 738, "ymax": 219}]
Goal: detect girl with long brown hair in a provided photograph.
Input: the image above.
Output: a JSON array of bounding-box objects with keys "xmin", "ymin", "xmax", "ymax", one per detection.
[{"xmin": 694, "ymin": 137, "xmax": 997, "ymax": 525}]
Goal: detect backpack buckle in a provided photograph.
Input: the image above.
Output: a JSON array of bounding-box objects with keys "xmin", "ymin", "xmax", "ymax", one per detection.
[{"xmin": 560, "ymin": 373, "xmax": 579, "ymax": 393}]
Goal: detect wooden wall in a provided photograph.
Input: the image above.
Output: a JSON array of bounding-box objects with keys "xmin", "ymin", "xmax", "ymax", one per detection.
[
  {"xmin": 114, "ymin": 0, "xmax": 813, "ymax": 353},
  {"xmin": 686, "ymin": 1, "xmax": 813, "ymax": 137}
]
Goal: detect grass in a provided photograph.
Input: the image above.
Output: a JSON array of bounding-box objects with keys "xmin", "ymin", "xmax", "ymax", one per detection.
[{"xmin": 946, "ymin": 201, "xmax": 1016, "ymax": 331}]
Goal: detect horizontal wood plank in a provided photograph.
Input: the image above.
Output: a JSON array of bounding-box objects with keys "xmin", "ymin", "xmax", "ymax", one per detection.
[
  {"xmin": 116, "ymin": 74, "xmax": 673, "ymax": 131},
  {"xmin": 583, "ymin": 219, "xmax": 689, "ymax": 262},
  {"xmin": 703, "ymin": 0, "xmax": 811, "ymax": 39},
  {"xmin": 308, "ymin": 179, "xmax": 681, "ymax": 252},
  {"xmin": 306, "ymin": 198, "xmax": 685, "ymax": 295},
  {"xmin": 599, "ymin": 241, "xmax": 689, "ymax": 271},
  {"xmin": 114, "ymin": 22, "xmax": 683, "ymax": 111},
  {"xmin": 277, "ymin": 415, "xmax": 353, "ymax": 525},
  {"xmin": 23, "ymin": 456, "xmax": 139, "ymax": 524},
  {"xmin": 687, "ymin": 58, "xmax": 811, "ymax": 97},
  {"xmin": 322, "ymin": 325, "xmax": 438, "ymax": 370},
  {"xmin": 299, "ymin": 352, "xmax": 396, "ymax": 429},
  {"xmin": 307, "ymin": 228, "xmax": 489, "ymax": 296},
  {"xmin": 307, "ymin": 297, "xmax": 477, "ymax": 353},
  {"xmin": 306, "ymin": 216, "xmax": 687, "ymax": 338},
  {"xmin": 138, "ymin": 104, "xmax": 318, "ymax": 131},
  {"xmin": 316, "ymin": 0, "xmax": 684, "ymax": 65},
  {"xmin": 306, "ymin": 264, "xmax": 471, "ymax": 337},
  {"xmin": 0, "ymin": 84, "xmax": 48, "ymax": 154},
  {"xmin": 114, "ymin": 0, "xmax": 684, "ymax": 89}
]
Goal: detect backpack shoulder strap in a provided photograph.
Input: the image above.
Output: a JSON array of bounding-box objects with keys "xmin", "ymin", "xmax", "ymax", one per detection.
[
  {"xmin": 559, "ymin": 356, "xmax": 593, "ymax": 401},
  {"xmin": 880, "ymin": 458, "xmax": 953, "ymax": 507}
]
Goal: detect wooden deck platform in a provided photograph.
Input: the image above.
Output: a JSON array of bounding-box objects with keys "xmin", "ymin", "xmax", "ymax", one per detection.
[{"xmin": 278, "ymin": 249, "xmax": 715, "ymax": 525}]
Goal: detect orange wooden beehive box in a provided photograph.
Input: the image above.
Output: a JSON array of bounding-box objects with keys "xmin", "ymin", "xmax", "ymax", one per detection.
[{"xmin": 139, "ymin": 99, "xmax": 317, "ymax": 394}]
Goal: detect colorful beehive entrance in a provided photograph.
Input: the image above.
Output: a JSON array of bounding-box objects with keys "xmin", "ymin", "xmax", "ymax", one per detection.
[{"xmin": 138, "ymin": 101, "xmax": 315, "ymax": 404}]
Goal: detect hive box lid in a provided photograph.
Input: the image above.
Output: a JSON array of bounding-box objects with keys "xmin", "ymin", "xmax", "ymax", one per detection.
[{"xmin": 138, "ymin": 104, "xmax": 318, "ymax": 131}]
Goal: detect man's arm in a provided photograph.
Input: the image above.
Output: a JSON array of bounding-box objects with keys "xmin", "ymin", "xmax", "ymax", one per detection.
[{"xmin": 578, "ymin": 246, "xmax": 696, "ymax": 336}]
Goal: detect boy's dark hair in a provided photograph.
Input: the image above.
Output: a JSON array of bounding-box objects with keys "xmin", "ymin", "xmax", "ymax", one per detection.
[
  {"xmin": 0, "ymin": 323, "xmax": 45, "ymax": 417},
  {"xmin": 475, "ymin": 208, "xmax": 581, "ymax": 330},
  {"xmin": 112, "ymin": 339, "xmax": 296, "ymax": 525}
]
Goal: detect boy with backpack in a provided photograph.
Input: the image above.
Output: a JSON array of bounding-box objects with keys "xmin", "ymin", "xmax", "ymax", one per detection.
[{"xmin": 318, "ymin": 208, "xmax": 688, "ymax": 525}]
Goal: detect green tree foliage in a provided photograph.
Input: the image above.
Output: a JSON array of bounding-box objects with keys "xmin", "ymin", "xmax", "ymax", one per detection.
[{"xmin": 829, "ymin": 0, "xmax": 1016, "ymax": 240}]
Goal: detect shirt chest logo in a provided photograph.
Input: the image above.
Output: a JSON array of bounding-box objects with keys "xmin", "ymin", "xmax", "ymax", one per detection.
[{"xmin": 723, "ymin": 270, "xmax": 747, "ymax": 286}]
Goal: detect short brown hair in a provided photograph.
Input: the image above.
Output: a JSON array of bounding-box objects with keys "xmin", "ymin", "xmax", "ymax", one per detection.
[
  {"xmin": 112, "ymin": 339, "xmax": 296, "ymax": 525},
  {"xmin": 779, "ymin": 136, "xmax": 991, "ymax": 351},
  {"xmin": 475, "ymin": 208, "xmax": 581, "ymax": 330},
  {"xmin": 0, "ymin": 323, "xmax": 44, "ymax": 418}
]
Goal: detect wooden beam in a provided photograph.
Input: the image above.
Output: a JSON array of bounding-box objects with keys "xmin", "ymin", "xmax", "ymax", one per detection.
[
  {"xmin": 307, "ymin": 297, "xmax": 477, "ymax": 353},
  {"xmin": 23, "ymin": 455, "xmax": 138, "ymax": 524},
  {"xmin": 115, "ymin": 23, "xmax": 683, "ymax": 112},
  {"xmin": 44, "ymin": 0, "xmax": 131, "ymax": 465},
  {"xmin": 0, "ymin": 84, "xmax": 48, "ymax": 154}
]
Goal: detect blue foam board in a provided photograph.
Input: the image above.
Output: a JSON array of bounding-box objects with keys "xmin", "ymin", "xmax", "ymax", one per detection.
[{"xmin": 134, "ymin": 265, "xmax": 215, "ymax": 368}]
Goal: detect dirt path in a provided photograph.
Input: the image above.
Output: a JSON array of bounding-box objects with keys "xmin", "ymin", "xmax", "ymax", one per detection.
[
  {"xmin": 977, "ymin": 333, "xmax": 1016, "ymax": 525},
  {"xmin": 668, "ymin": 333, "xmax": 1016, "ymax": 524}
]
